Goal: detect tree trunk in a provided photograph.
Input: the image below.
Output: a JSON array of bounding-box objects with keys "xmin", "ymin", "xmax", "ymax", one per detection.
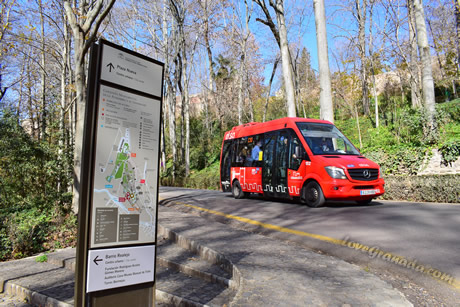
[
  {"xmin": 263, "ymin": 58, "xmax": 279, "ymax": 122},
  {"xmin": 355, "ymin": 105, "xmax": 362, "ymax": 150},
  {"xmin": 202, "ymin": 0, "xmax": 212, "ymax": 130},
  {"xmin": 238, "ymin": 64, "xmax": 244, "ymax": 125},
  {"xmin": 181, "ymin": 50, "xmax": 190, "ymax": 176},
  {"xmin": 368, "ymin": 0, "xmax": 378, "ymax": 127},
  {"xmin": 64, "ymin": 0, "xmax": 116, "ymax": 213},
  {"xmin": 38, "ymin": 0, "xmax": 46, "ymax": 142},
  {"xmin": 355, "ymin": 0, "xmax": 369, "ymax": 115},
  {"xmin": 18, "ymin": 53, "xmax": 26, "ymax": 119},
  {"xmin": 58, "ymin": 14, "xmax": 69, "ymax": 194},
  {"xmin": 254, "ymin": 0, "xmax": 296, "ymax": 116},
  {"xmin": 271, "ymin": 0, "xmax": 296, "ymax": 117},
  {"xmin": 427, "ymin": 19, "xmax": 447, "ymax": 101},
  {"xmin": 413, "ymin": 0, "xmax": 437, "ymax": 137},
  {"xmin": 167, "ymin": 82, "xmax": 176, "ymax": 178},
  {"xmin": 237, "ymin": 0, "xmax": 252, "ymax": 125},
  {"xmin": 161, "ymin": 100, "xmax": 166, "ymax": 173},
  {"xmin": 313, "ymin": 0, "xmax": 334, "ymax": 123},
  {"xmin": 454, "ymin": 0, "xmax": 460, "ymax": 98},
  {"xmin": 163, "ymin": 0, "xmax": 177, "ymax": 178},
  {"xmin": 407, "ymin": 0, "xmax": 422, "ymax": 108}
]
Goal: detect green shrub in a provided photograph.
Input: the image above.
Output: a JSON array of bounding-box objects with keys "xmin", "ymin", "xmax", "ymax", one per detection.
[
  {"xmin": 36, "ymin": 253, "xmax": 48, "ymax": 263},
  {"xmin": 161, "ymin": 161, "xmax": 221, "ymax": 190},
  {"xmin": 0, "ymin": 112, "xmax": 75, "ymax": 260},
  {"xmin": 382, "ymin": 174, "xmax": 460, "ymax": 203},
  {"xmin": 438, "ymin": 140, "xmax": 460, "ymax": 166},
  {"xmin": 437, "ymin": 99, "xmax": 460, "ymax": 122},
  {"xmin": 363, "ymin": 145, "xmax": 430, "ymax": 176},
  {"xmin": 5, "ymin": 209, "xmax": 51, "ymax": 259},
  {"xmin": 186, "ymin": 162, "xmax": 220, "ymax": 190}
]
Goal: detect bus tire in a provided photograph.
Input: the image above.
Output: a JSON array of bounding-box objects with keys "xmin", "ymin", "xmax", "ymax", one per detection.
[
  {"xmin": 302, "ymin": 181, "xmax": 325, "ymax": 208},
  {"xmin": 232, "ymin": 180, "xmax": 245, "ymax": 199}
]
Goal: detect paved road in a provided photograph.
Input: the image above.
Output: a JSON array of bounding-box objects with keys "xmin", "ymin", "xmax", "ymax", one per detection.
[{"xmin": 159, "ymin": 187, "xmax": 460, "ymax": 301}]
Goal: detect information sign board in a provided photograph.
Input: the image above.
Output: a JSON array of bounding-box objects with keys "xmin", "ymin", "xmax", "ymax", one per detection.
[
  {"xmin": 90, "ymin": 84, "xmax": 160, "ymax": 248},
  {"xmin": 77, "ymin": 40, "xmax": 163, "ymax": 300},
  {"xmin": 100, "ymin": 44, "xmax": 163, "ymax": 97},
  {"xmin": 87, "ymin": 245, "xmax": 155, "ymax": 293}
]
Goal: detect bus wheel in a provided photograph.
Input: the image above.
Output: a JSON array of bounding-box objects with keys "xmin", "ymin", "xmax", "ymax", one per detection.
[
  {"xmin": 232, "ymin": 180, "xmax": 245, "ymax": 199},
  {"xmin": 302, "ymin": 181, "xmax": 325, "ymax": 208}
]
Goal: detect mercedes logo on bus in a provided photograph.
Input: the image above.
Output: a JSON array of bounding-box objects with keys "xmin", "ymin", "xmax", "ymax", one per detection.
[{"xmin": 363, "ymin": 169, "xmax": 371, "ymax": 178}]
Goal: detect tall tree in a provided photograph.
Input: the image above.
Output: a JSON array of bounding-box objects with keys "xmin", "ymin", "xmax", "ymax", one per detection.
[
  {"xmin": 63, "ymin": 0, "xmax": 116, "ymax": 213},
  {"xmin": 354, "ymin": 0, "xmax": 370, "ymax": 115},
  {"xmin": 313, "ymin": 0, "xmax": 333, "ymax": 123},
  {"xmin": 37, "ymin": 0, "xmax": 47, "ymax": 141},
  {"xmin": 254, "ymin": 0, "xmax": 296, "ymax": 117},
  {"xmin": 230, "ymin": 0, "xmax": 253, "ymax": 124},
  {"xmin": 407, "ymin": 0, "xmax": 422, "ymax": 107},
  {"xmin": 368, "ymin": 0, "xmax": 378, "ymax": 127},
  {"xmin": 272, "ymin": 0, "xmax": 295, "ymax": 116},
  {"xmin": 0, "ymin": 0, "xmax": 17, "ymax": 101},
  {"xmin": 412, "ymin": 0, "xmax": 436, "ymax": 137},
  {"xmin": 263, "ymin": 57, "xmax": 279, "ymax": 122},
  {"xmin": 456, "ymin": 0, "xmax": 460, "ymax": 83}
]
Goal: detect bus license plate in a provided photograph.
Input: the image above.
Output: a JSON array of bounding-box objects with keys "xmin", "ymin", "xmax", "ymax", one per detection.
[{"xmin": 360, "ymin": 189, "xmax": 379, "ymax": 195}]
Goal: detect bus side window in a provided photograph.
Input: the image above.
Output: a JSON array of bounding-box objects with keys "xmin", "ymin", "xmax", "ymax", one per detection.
[
  {"xmin": 248, "ymin": 134, "xmax": 264, "ymax": 167},
  {"xmin": 235, "ymin": 137, "xmax": 249, "ymax": 167},
  {"xmin": 289, "ymin": 136, "xmax": 307, "ymax": 170}
]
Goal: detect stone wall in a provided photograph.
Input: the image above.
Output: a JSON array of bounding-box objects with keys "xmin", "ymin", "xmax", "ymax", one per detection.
[{"xmin": 417, "ymin": 149, "xmax": 460, "ymax": 175}]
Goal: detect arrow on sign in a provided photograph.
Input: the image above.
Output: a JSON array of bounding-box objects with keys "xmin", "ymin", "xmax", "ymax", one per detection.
[
  {"xmin": 93, "ymin": 255, "xmax": 103, "ymax": 265},
  {"xmin": 107, "ymin": 63, "xmax": 115, "ymax": 72}
]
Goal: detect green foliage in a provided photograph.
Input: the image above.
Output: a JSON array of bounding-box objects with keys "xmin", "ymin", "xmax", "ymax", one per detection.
[
  {"xmin": 36, "ymin": 253, "xmax": 48, "ymax": 263},
  {"xmin": 437, "ymin": 99, "xmax": 460, "ymax": 122},
  {"xmin": 0, "ymin": 112, "xmax": 75, "ymax": 260},
  {"xmin": 186, "ymin": 161, "xmax": 220, "ymax": 190},
  {"xmin": 364, "ymin": 145, "xmax": 430, "ymax": 176},
  {"xmin": 4, "ymin": 209, "xmax": 51, "ymax": 259},
  {"xmin": 438, "ymin": 141, "xmax": 460, "ymax": 167},
  {"xmin": 189, "ymin": 118, "xmax": 222, "ymax": 170}
]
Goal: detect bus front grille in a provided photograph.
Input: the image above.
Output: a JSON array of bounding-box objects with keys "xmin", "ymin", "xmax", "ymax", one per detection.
[{"xmin": 347, "ymin": 168, "xmax": 378, "ymax": 181}]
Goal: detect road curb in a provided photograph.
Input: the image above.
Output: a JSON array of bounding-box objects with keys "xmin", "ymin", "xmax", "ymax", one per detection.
[
  {"xmin": 155, "ymin": 289, "xmax": 210, "ymax": 307},
  {"xmin": 2, "ymin": 280, "xmax": 72, "ymax": 307}
]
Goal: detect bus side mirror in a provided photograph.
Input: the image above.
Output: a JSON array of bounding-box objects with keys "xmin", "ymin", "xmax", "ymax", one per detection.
[
  {"xmin": 294, "ymin": 146, "xmax": 303, "ymax": 159},
  {"xmin": 295, "ymin": 146, "xmax": 305, "ymax": 160}
]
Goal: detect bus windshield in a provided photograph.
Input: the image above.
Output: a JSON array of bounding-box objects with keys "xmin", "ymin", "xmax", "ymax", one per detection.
[{"xmin": 296, "ymin": 122, "xmax": 360, "ymax": 155}]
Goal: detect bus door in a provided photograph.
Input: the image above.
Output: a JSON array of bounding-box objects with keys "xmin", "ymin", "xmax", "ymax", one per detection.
[
  {"xmin": 220, "ymin": 140, "xmax": 233, "ymax": 192},
  {"xmin": 262, "ymin": 130, "xmax": 290, "ymax": 198}
]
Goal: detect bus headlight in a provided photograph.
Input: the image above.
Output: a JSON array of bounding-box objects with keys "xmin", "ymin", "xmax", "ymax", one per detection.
[{"xmin": 325, "ymin": 166, "xmax": 347, "ymax": 179}]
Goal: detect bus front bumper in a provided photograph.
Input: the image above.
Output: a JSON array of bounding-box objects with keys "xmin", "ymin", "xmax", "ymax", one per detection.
[{"xmin": 321, "ymin": 178, "xmax": 385, "ymax": 201}]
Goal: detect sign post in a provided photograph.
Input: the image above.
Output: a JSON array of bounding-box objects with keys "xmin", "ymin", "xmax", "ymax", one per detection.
[{"xmin": 75, "ymin": 39, "xmax": 164, "ymax": 306}]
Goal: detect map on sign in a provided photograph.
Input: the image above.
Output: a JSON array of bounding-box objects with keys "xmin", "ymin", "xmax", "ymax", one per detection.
[{"xmin": 90, "ymin": 85, "xmax": 160, "ymax": 248}]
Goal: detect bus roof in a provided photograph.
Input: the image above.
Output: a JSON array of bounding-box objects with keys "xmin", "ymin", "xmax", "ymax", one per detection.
[{"xmin": 224, "ymin": 117, "xmax": 333, "ymax": 140}]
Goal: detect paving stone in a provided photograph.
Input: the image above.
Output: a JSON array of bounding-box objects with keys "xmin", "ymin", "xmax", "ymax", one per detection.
[{"xmin": 0, "ymin": 293, "xmax": 33, "ymax": 307}]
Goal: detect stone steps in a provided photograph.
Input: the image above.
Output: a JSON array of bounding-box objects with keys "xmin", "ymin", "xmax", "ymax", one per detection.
[
  {"xmin": 155, "ymin": 235, "xmax": 236, "ymax": 306},
  {"xmin": 0, "ymin": 234, "xmax": 237, "ymax": 307}
]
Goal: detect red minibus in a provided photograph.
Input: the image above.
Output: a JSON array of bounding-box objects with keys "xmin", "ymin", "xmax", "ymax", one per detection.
[{"xmin": 219, "ymin": 117, "xmax": 384, "ymax": 207}]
